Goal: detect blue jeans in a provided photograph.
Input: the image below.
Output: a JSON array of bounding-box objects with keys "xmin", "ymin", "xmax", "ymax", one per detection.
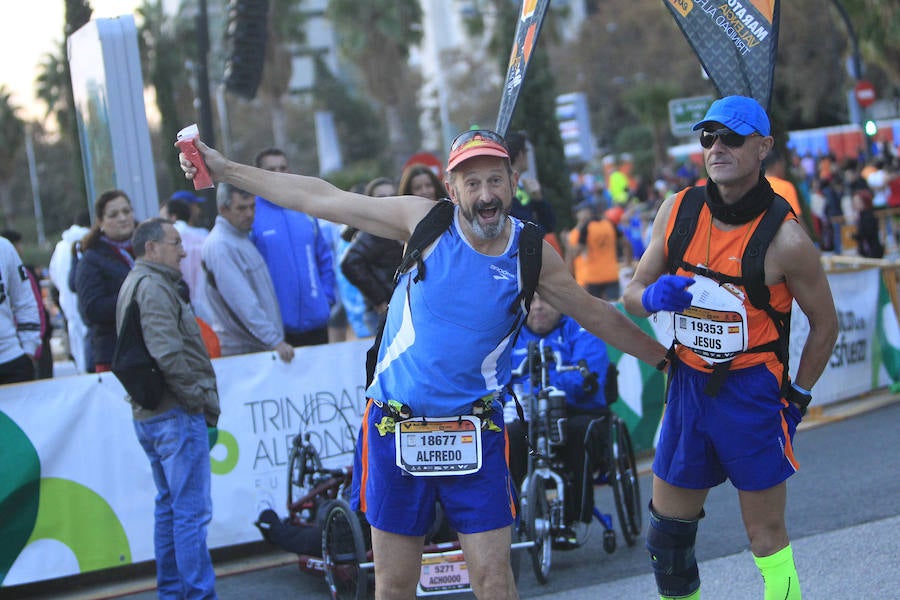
[{"xmin": 134, "ymin": 407, "xmax": 217, "ymax": 599}]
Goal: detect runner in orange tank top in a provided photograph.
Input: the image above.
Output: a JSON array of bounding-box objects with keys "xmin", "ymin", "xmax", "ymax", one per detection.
[{"xmin": 623, "ymin": 96, "xmax": 838, "ymax": 600}]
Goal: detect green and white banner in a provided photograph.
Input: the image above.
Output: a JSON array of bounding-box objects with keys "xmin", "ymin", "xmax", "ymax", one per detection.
[{"xmin": 1, "ymin": 342, "xmax": 369, "ymax": 587}]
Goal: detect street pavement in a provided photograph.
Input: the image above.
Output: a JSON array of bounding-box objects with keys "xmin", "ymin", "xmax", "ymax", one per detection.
[{"xmin": 534, "ymin": 515, "xmax": 899, "ymax": 599}]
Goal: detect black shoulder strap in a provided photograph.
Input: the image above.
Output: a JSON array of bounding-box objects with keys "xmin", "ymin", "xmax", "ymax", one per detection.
[
  {"xmin": 740, "ymin": 196, "xmax": 792, "ymax": 311},
  {"xmin": 113, "ymin": 276, "xmax": 150, "ymax": 368},
  {"xmin": 665, "ymin": 187, "xmax": 705, "ymax": 274},
  {"xmin": 202, "ymin": 260, "xmax": 265, "ymax": 347},
  {"xmin": 514, "ymin": 221, "xmax": 543, "ymax": 314},
  {"xmin": 393, "ymin": 200, "xmax": 455, "ymax": 285}
]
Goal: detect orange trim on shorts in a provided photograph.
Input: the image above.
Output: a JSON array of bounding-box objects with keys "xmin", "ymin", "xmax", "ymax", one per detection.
[
  {"xmin": 359, "ymin": 400, "xmax": 372, "ymax": 513},
  {"xmin": 504, "ymin": 425, "xmax": 517, "ymax": 519},
  {"xmin": 779, "ymin": 398, "xmax": 800, "ymax": 472}
]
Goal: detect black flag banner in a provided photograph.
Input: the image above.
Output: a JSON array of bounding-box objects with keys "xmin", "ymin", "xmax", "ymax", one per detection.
[
  {"xmin": 495, "ymin": 0, "xmax": 551, "ymax": 136},
  {"xmin": 664, "ymin": 0, "xmax": 780, "ymax": 110}
]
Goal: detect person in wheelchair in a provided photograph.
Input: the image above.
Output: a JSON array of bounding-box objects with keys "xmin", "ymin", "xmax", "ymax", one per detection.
[{"xmin": 506, "ymin": 293, "xmax": 616, "ymax": 535}]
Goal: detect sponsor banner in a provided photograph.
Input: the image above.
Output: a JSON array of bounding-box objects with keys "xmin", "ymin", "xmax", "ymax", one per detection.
[
  {"xmin": 495, "ymin": 0, "xmax": 551, "ymax": 136},
  {"xmin": 664, "ymin": 0, "xmax": 780, "ymax": 109},
  {"xmin": 789, "ymin": 268, "xmax": 880, "ymax": 403},
  {"xmin": 1, "ymin": 341, "xmax": 369, "ymax": 587}
]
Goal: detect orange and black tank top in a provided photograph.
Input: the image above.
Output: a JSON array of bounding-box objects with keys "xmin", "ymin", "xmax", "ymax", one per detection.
[{"xmin": 663, "ymin": 188, "xmax": 795, "ymax": 373}]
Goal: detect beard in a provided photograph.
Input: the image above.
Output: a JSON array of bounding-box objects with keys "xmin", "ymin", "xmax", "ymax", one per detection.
[{"xmin": 461, "ymin": 198, "xmax": 508, "ymax": 240}]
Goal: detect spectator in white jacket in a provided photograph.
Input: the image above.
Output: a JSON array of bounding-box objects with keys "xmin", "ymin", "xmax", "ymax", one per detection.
[
  {"xmin": 48, "ymin": 211, "xmax": 91, "ymax": 372},
  {"xmin": 0, "ymin": 236, "xmax": 41, "ymax": 384}
]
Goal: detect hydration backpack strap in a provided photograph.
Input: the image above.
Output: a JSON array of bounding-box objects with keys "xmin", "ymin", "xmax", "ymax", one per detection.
[
  {"xmin": 665, "ymin": 187, "xmax": 705, "ymax": 274},
  {"xmin": 514, "ymin": 221, "xmax": 543, "ymax": 314},
  {"xmin": 740, "ymin": 196, "xmax": 794, "ymax": 369},
  {"xmin": 393, "ymin": 200, "xmax": 455, "ymax": 285}
]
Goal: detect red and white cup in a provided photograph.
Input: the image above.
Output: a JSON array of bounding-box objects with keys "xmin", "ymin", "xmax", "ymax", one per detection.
[{"xmin": 176, "ymin": 124, "xmax": 214, "ymax": 190}]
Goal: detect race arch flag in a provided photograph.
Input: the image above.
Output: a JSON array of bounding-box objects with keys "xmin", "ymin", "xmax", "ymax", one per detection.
[
  {"xmin": 495, "ymin": 0, "xmax": 551, "ymax": 137},
  {"xmin": 664, "ymin": 0, "xmax": 780, "ymax": 110}
]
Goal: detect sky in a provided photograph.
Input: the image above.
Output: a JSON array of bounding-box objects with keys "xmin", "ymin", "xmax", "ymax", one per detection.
[{"xmin": 1, "ymin": 1, "xmax": 177, "ymax": 120}]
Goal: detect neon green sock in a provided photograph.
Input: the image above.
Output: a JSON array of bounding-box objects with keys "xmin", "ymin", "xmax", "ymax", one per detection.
[
  {"xmin": 754, "ymin": 544, "xmax": 802, "ymax": 600},
  {"xmin": 660, "ymin": 589, "xmax": 700, "ymax": 600}
]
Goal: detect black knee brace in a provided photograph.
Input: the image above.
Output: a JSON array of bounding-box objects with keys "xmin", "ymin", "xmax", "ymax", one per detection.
[{"xmin": 645, "ymin": 501, "xmax": 704, "ymax": 598}]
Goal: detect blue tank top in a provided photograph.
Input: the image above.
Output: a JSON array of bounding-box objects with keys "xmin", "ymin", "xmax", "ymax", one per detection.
[{"xmin": 367, "ymin": 208, "xmax": 526, "ymax": 416}]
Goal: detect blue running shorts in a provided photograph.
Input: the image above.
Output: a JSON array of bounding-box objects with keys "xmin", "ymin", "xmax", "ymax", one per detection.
[
  {"xmin": 653, "ymin": 362, "xmax": 803, "ymax": 491},
  {"xmin": 351, "ymin": 400, "xmax": 517, "ymax": 537}
]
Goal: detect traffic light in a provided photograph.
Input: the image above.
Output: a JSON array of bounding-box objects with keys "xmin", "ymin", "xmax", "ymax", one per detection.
[
  {"xmin": 224, "ymin": 0, "xmax": 269, "ymax": 100},
  {"xmin": 864, "ymin": 119, "xmax": 878, "ymax": 137}
]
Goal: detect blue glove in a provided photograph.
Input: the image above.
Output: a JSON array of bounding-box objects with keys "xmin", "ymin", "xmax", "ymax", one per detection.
[{"xmin": 642, "ymin": 275, "xmax": 695, "ymax": 313}]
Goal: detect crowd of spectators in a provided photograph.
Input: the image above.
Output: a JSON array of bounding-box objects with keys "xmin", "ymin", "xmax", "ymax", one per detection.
[
  {"xmin": 7, "ymin": 140, "xmax": 900, "ymax": 382},
  {"xmin": 569, "ymin": 144, "xmax": 900, "ymax": 275}
]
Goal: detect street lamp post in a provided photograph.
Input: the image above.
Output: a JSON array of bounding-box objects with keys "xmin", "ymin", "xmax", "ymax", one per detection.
[{"xmin": 828, "ymin": 0, "xmax": 873, "ymax": 159}]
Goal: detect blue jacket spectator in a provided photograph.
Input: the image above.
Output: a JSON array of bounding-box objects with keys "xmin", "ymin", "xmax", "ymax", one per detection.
[
  {"xmin": 251, "ymin": 196, "xmax": 336, "ymax": 343},
  {"xmin": 251, "ymin": 150, "xmax": 336, "ymax": 346}
]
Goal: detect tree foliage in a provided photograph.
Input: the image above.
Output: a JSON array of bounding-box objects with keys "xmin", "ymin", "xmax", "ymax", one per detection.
[
  {"xmin": 840, "ymin": 0, "xmax": 900, "ymax": 84},
  {"xmin": 327, "ymin": 0, "xmax": 424, "ymax": 168},
  {"xmin": 0, "ymin": 87, "xmax": 26, "ymax": 222},
  {"xmin": 138, "ymin": 0, "xmax": 193, "ymax": 193}
]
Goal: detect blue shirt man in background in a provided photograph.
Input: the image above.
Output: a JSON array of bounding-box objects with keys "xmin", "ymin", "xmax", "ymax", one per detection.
[{"xmin": 252, "ymin": 148, "xmax": 336, "ymax": 346}]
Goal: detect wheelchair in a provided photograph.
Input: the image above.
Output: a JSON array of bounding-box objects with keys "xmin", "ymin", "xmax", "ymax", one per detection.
[{"xmin": 510, "ymin": 339, "xmax": 642, "ymax": 584}]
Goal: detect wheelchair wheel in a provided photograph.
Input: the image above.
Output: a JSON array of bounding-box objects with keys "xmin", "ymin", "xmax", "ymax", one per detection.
[
  {"xmin": 287, "ymin": 438, "xmax": 316, "ymax": 510},
  {"xmin": 608, "ymin": 416, "xmax": 642, "ymax": 546},
  {"xmin": 525, "ymin": 475, "xmax": 552, "ymax": 584},
  {"xmin": 322, "ymin": 500, "xmax": 369, "ymax": 600}
]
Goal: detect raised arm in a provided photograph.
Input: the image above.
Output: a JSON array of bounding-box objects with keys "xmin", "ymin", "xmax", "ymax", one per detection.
[
  {"xmin": 179, "ymin": 140, "xmax": 432, "ymax": 241},
  {"xmin": 535, "ymin": 241, "xmax": 669, "ymax": 368}
]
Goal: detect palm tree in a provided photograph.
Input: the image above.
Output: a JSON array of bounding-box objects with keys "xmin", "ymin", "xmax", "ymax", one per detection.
[
  {"xmin": 137, "ymin": 0, "xmax": 193, "ymax": 189},
  {"xmin": 327, "ymin": 0, "xmax": 423, "ymax": 168},
  {"xmin": 35, "ymin": 46, "xmax": 70, "ymax": 131},
  {"xmin": 258, "ymin": 0, "xmax": 308, "ymax": 150},
  {"xmin": 0, "ymin": 87, "xmax": 26, "ymax": 222}
]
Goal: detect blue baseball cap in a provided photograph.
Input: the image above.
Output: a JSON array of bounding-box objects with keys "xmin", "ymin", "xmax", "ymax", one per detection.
[
  {"xmin": 692, "ymin": 96, "xmax": 771, "ymax": 136},
  {"xmin": 170, "ymin": 190, "xmax": 203, "ymax": 203}
]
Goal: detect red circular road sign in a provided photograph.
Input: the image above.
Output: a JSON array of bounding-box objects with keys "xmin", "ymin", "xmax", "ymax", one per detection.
[{"xmin": 854, "ymin": 80, "xmax": 876, "ymax": 108}]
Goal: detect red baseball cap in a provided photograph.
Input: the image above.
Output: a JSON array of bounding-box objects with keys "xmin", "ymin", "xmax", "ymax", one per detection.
[{"xmin": 446, "ymin": 130, "xmax": 510, "ymax": 171}]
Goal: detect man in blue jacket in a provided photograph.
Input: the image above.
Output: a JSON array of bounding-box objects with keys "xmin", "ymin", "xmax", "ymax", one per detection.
[{"xmin": 252, "ymin": 148, "xmax": 336, "ymax": 346}]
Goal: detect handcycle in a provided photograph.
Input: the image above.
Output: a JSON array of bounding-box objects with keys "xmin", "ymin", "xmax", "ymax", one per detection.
[
  {"xmin": 264, "ymin": 401, "xmax": 527, "ymax": 599},
  {"xmin": 510, "ymin": 339, "xmax": 642, "ymax": 584}
]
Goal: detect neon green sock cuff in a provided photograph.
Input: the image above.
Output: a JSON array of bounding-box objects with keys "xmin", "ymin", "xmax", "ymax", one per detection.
[{"xmin": 754, "ymin": 544, "xmax": 802, "ymax": 600}]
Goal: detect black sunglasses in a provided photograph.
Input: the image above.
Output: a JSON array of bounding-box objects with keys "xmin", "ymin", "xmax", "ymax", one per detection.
[
  {"xmin": 450, "ymin": 129, "xmax": 509, "ymax": 153},
  {"xmin": 699, "ymin": 128, "xmax": 759, "ymax": 149}
]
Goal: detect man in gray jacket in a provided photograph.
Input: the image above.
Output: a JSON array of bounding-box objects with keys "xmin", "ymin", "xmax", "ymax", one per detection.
[
  {"xmin": 116, "ymin": 218, "xmax": 220, "ymax": 599},
  {"xmin": 202, "ymin": 184, "xmax": 293, "ymax": 362}
]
